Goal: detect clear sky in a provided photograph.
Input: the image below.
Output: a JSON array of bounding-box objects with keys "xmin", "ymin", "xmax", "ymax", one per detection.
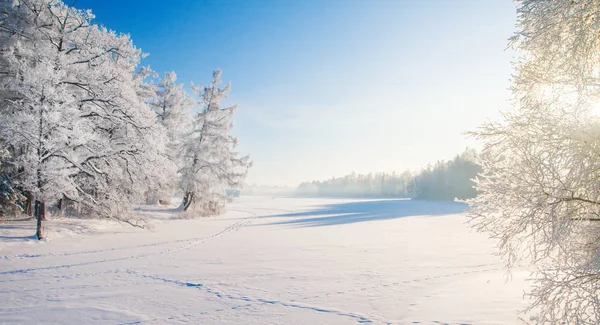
[{"xmin": 78, "ymin": 0, "xmax": 517, "ymax": 187}]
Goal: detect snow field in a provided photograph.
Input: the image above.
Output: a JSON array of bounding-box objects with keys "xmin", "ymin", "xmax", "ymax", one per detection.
[{"xmin": 0, "ymin": 197, "xmax": 529, "ymax": 324}]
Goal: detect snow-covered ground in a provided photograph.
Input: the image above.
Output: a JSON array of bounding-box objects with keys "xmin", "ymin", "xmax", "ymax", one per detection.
[{"xmin": 0, "ymin": 197, "xmax": 530, "ymax": 325}]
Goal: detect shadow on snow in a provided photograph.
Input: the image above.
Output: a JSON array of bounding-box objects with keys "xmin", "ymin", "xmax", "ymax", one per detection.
[
  {"xmin": 264, "ymin": 199, "xmax": 468, "ymax": 227},
  {"xmin": 0, "ymin": 234, "xmax": 38, "ymax": 242}
]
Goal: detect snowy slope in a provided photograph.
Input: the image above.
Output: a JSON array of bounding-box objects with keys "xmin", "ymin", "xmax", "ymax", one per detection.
[{"xmin": 0, "ymin": 197, "xmax": 529, "ymax": 325}]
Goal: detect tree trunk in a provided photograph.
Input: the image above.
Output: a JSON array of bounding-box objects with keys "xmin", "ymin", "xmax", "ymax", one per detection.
[
  {"xmin": 57, "ymin": 198, "xmax": 62, "ymax": 210},
  {"xmin": 182, "ymin": 192, "xmax": 194, "ymax": 211},
  {"xmin": 25, "ymin": 191, "xmax": 33, "ymax": 216},
  {"xmin": 35, "ymin": 200, "xmax": 44, "ymax": 240},
  {"xmin": 40, "ymin": 204, "xmax": 47, "ymax": 221}
]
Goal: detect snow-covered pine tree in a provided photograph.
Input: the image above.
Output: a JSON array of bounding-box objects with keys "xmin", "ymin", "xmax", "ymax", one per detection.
[
  {"xmin": 180, "ymin": 70, "xmax": 251, "ymax": 213},
  {"xmin": 145, "ymin": 71, "xmax": 193, "ymax": 203}
]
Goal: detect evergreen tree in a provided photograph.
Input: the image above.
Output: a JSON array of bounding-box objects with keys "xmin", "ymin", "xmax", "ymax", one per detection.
[{"xmin": 180, "ymin": 70, "xmax": 251, "ymax": 213}]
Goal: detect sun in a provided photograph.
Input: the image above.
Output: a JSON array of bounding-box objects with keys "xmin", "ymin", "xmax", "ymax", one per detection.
[{"xmin": 591, "ymin": 102, "xmax": 600, "ymax": 116}]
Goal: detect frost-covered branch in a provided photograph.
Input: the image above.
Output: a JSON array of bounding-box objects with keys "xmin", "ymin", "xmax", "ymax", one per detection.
[{"xmin": 467, "ymin": 0, "xmax": 600, "ymax": 323}]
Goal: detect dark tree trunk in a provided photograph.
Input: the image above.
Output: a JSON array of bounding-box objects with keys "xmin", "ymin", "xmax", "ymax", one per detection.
[
  {"xmin": 57, "ymin": 198, "xmax": 62, "ymax": 210},
  {"xmin": 25, "ymin": 191, "xmax": 33, "ymax": 216},
  {"xmin": 35, "ymin": 200, "xmax": 44, "ymax": 240},
  {"xmin": 40, "ymin": 204, "xmax": 47, "ymax": 221},
  {"xmin": 182, "ymin": 192, "xmax": 194, "ymax": 211}
]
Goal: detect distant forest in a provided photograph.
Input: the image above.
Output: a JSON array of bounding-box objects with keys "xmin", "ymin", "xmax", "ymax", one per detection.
[{"xmin": 295, "ymin": 149, "xmax": 481, "ymax": 200}]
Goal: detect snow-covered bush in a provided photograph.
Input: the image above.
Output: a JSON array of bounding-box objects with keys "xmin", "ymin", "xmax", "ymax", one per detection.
[{"xmin": 0, "ymin": 149, "xmax": 24, "ymax": 217}]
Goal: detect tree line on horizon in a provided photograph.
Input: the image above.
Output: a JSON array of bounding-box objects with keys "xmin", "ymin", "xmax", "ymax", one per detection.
[
  {"xmin": 0, "ymin": 0, "xmax": 251, "ymax": 239},
  {"xmin": 294, "ymin": 148, "xmax": 481, "ymax": 200}
]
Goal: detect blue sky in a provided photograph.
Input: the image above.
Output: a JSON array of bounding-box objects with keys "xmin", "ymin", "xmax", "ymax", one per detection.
[{"xmin": 79, "ymin": 0, "xmax": 517, "ymax": 186}]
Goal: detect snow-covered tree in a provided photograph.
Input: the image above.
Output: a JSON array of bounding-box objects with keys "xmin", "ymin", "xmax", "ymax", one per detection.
[
  {"xmin": 0, "ymin": 0, "xmax": 171, "ymax": 237},
  {"xmin": 180, "ymin": 70, "xmax": 251, "ymax": 213},
  {"xmin": 468, "ymin": 1, "xmax": 600, "ymax": 323},
  {"xmin": 0, "ymin": 147, "xmax": 23, "ymax": 217},
  {"xmin": 145, "ymin": 71, "xmax": 193, "ymax": 203}
]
